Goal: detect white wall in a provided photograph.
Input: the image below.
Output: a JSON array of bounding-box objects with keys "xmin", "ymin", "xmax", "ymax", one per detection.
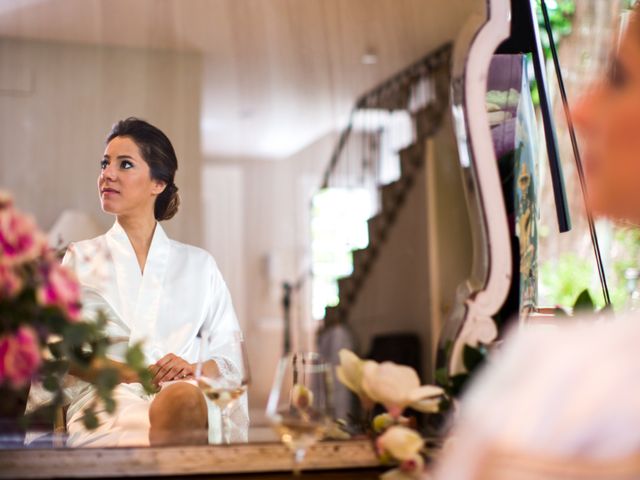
[
  {"xmin": 0, "ymin": 38, "xmax": 203, "ymax": 245},
  {"xmin": 201, "ymin": 165, "xmax": 246, "ymax": 331},
  {"xmin": 203, "ymin": 132, "xmax": 337, "ymax": 414}
]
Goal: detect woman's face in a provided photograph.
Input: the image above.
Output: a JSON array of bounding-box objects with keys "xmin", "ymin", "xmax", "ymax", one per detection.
[
  {"xmin": 98, "ymin": 136, "xmax": 165, "ymax": 219},
  {"xmin": 574, "ymin": 16, "xmax": 640, "ymax": 224}
]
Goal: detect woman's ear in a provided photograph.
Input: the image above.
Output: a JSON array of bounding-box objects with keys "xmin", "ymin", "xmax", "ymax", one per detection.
[{"xmin": 152, "ymin": 180, "xmax": 167, "ymax": 196}]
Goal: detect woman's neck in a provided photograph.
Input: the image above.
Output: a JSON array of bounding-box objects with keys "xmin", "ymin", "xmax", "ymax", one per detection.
[{"xmin": 116, "ymin": 214, "xmax": 157, "ymax": 274}]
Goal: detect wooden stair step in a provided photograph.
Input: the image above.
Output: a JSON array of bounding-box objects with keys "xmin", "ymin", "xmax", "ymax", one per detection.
[
  {"xmin": 415, "ymin": 104, "xmax": 441, "ymax": 138},
  {"xmin": 367, "ymin": 213, "xmax": 388, "ymax": 244},
  {"xmin": 352, "ymin": 248, "xmax": 373, "ymax": 277},
  {"xmin": 381, "ymin": 180, "xmax": 405, "ymax": 215},
  {"xmin": 337, "ymin": 276, "xmax": 357, "ymax": 302},
  {"xmin": 400, "ymin": 148, "xmax": 424, "ymax": 179},
  {"xmin": 432, "ymin": 63, "xmax": 450, "ymax": 102},
  {"xmin": 395, "ymin": 163, "xmax": 414, "ymax": 191},
  {"xmin": 399, "ymin": 143, "xmax": 424, "ymax": 174},
  {"xmin": 400, "ymin": 154, "xmax": 414, "ymax": 178}
]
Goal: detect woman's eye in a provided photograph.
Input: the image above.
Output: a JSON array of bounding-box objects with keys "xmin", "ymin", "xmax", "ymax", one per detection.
[
  {"xmin": 121, "ymin": 160, "xmax": 133, "ymax": 169},
  {"xmin": 100, "ymin": 159, "xmax": 108, "ymax": 169},
  {"xmin": 607, "ymin": 59, "xmax": 628, "ymax": 89}
]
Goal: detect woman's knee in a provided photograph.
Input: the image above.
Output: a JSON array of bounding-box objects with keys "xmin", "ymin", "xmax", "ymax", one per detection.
[{"xmin": 149, "ymin": 382, "xmax": 207, "ymax": 428}]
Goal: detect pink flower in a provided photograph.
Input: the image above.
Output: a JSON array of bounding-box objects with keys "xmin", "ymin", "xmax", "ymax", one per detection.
[
  {"xmin": 38, "ymin": 263, "xmax": 81, "ymax": 321},
  {"xmin": 399, "ymin": 455, "xmax": 424, "ymax": 474},
  {"xmin": 0, "ymin": 326, "xmax": 41, "ymax": 388},
  {"xmin": 0, "ymin": 264, "xmax": 22, "ymax": 299},
  {"xmin": 0, "ymin": 208, "xmax": 46, "ymax": 266}
]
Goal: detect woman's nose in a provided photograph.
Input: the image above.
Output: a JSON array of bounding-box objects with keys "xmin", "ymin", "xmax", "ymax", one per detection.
[{"xmin": 100, "ymin": 163, "xmax": 117, "ymax": 181}]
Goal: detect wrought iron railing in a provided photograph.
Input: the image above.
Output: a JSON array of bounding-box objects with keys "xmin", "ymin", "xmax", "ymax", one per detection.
[
  {"xmin": 311, "ymin": 43, "xmax": 452, "ymax": 320},
  {"xmin": 320, "ymin": 43, "xmax": 452, "ymax": 192}
]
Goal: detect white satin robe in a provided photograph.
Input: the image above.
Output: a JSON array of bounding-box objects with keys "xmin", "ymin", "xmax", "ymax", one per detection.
[{"xmin": 61, "ymin": 220, "xmax": 248, "ymax": 447}]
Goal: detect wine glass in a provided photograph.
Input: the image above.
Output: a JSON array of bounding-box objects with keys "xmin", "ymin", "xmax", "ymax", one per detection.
[
  {"xmin": 266, "ymin": 352, "xmax": 334, "ymax": 474},
  {"xmin": 196, "ymin": 330, "xmax": 250, "ymax": 444}
]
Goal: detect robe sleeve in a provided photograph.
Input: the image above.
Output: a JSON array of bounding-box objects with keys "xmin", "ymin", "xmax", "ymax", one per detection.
[
  {"xmin": 201, "ymin": 255, "xmax": 250, "ymax": 442},
  {"xmin": 202, "ymin": 257, "xmax": 241, "ymax": 351}
]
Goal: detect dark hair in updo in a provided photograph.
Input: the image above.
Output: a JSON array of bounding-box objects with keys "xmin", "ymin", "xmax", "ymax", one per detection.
[{"xmin": 106, "ymin": 117, "xmax": 180, "ymax": 221}]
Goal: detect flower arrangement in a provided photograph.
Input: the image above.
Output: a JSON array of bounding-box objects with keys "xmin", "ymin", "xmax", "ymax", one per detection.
[
  {"xmin": 0, "ymin": 191, "xmax": 151, "ymax": 431},
  {"xmin": 336, "ymin": 349, "xmax": 444, "ymax": 479}
]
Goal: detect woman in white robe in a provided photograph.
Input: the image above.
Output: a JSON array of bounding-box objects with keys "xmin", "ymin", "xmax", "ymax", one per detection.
[{"xmin": 60, "ymin": 117, "xmax": 248, "ymax": 447}]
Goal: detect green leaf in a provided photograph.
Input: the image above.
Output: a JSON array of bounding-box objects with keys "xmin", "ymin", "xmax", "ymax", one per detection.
[
  {"xmin": 138, "ymin": 370, "xmax": 157, "ymax": 395},
  {"xmin": 47, "ymin": 340, "xmax": 65, "ymax": 359},
  {"xmin": 46, "ymin": 359, "xmax": 69, "ymax": 375},
  {"xmin": 103, "ymin": 397, "xmax": 116, "ymax": 414},
  {"xmin": 42, "ymin": 374, "xmax": 60, "ymax": 392},
  {"xmin": 462, "ymin": 344, "xmax": 486, "ymax": 373},
  {"xmin": 434, "ymin": 368, "xmax": 449, "ymax": 389},
  {"xmin": 82, "ymin": 409, "xmax": 99, "ymax": 430},
  {"xmin": 95, "ymin": 367, "xmax": 119, "ymax": 394},
  {"xmin": 64, "ymin": 323, "xmax": 92, "ymax": 346},
  {"xmin": 438, "ymin": 396, "xmax": 452, "ymax": 413},
  {"xmin": 67, "ymin": 346, "xmax": 93, "ymax": 367},
  {"xmin": 449, "ymin": 373, "xmax": 469, "ymax": 397},
  {"xmin": 125, "ymin": 343, "xmax": 146, "ymax": 368},
  {"xmin": 573, "ymin": 289, "xmax": 595, "ymax": 313}
]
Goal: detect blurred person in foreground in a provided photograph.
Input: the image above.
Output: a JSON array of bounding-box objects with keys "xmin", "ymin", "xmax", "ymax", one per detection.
[{"xmin": 435, "ymin": 5, "xmax": 640, "ymax": 479}]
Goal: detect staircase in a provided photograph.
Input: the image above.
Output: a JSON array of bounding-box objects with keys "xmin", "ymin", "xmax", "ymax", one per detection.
[{"xmin": 319, "ymin": 44, "xmax": 452, "ymax": 327}]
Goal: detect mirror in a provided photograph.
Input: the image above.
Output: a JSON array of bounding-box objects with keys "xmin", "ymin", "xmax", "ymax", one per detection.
[{"xmin": 0, "ymin": 0, "xmax": 505, "ymax": 469}]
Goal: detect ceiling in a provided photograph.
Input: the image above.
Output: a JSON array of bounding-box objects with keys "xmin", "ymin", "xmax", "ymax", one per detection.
[{"xmin": 0, "ymin": 0, "xmax": 480, "ymax": 159}]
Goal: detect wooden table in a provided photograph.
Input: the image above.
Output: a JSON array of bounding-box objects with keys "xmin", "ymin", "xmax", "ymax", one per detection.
[
  {"xmin": 59, "ymin": 469, "xmax": 386, "ymax": 479},
  {"xmin": 0, "ymin": 440, "xmax": 382, "ymax": 479}
]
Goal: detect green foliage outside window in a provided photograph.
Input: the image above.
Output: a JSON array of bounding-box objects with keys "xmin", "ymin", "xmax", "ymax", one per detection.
[
  {"xmin": 529, "ymin": 0, "xmax": 576, "ymax": 105},
  {"xmin": 536, "ymin": 0, "xmax": 576, "ymax": 60},
  {"xmin": 540, "ymin": 227, "xmax": 640, "ymax": 312},
  {"xmin": 540, "ymin": 253, "xmax": 599, "ymax": 309}
]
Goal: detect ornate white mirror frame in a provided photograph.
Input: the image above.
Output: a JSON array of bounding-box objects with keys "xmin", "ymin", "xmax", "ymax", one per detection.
[{"xmin": 437, "ymin": 0, "xmax": 514, "ymax": 375}]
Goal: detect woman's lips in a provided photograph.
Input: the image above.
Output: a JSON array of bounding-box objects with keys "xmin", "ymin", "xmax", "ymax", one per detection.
[{"xmin": 101, "ymin": 188, "xmax": 120, "ymax": 196}]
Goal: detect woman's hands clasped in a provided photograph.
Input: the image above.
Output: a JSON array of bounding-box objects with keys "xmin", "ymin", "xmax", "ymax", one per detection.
[{"xmin": 149, "ymin": 353, "xmax": 196, "ymax": 385}]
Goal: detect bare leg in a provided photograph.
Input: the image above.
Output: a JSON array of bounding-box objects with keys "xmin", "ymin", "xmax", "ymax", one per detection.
[{"xmin": 148, "ymin": 382, "xmax": 208, "ymax": 446}]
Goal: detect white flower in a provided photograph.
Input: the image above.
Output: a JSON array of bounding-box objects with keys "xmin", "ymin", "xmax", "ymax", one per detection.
[
  {"xmin": 362, "ymin": 361, "xmax": 443, "ymax": 417},
  {"xmin": 336, "ymin": 349, "xmax": 370, "ymax": 402},
  {"xmin": 377, "ymin": 426, "xmax": 424, "ymax": 461}
]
